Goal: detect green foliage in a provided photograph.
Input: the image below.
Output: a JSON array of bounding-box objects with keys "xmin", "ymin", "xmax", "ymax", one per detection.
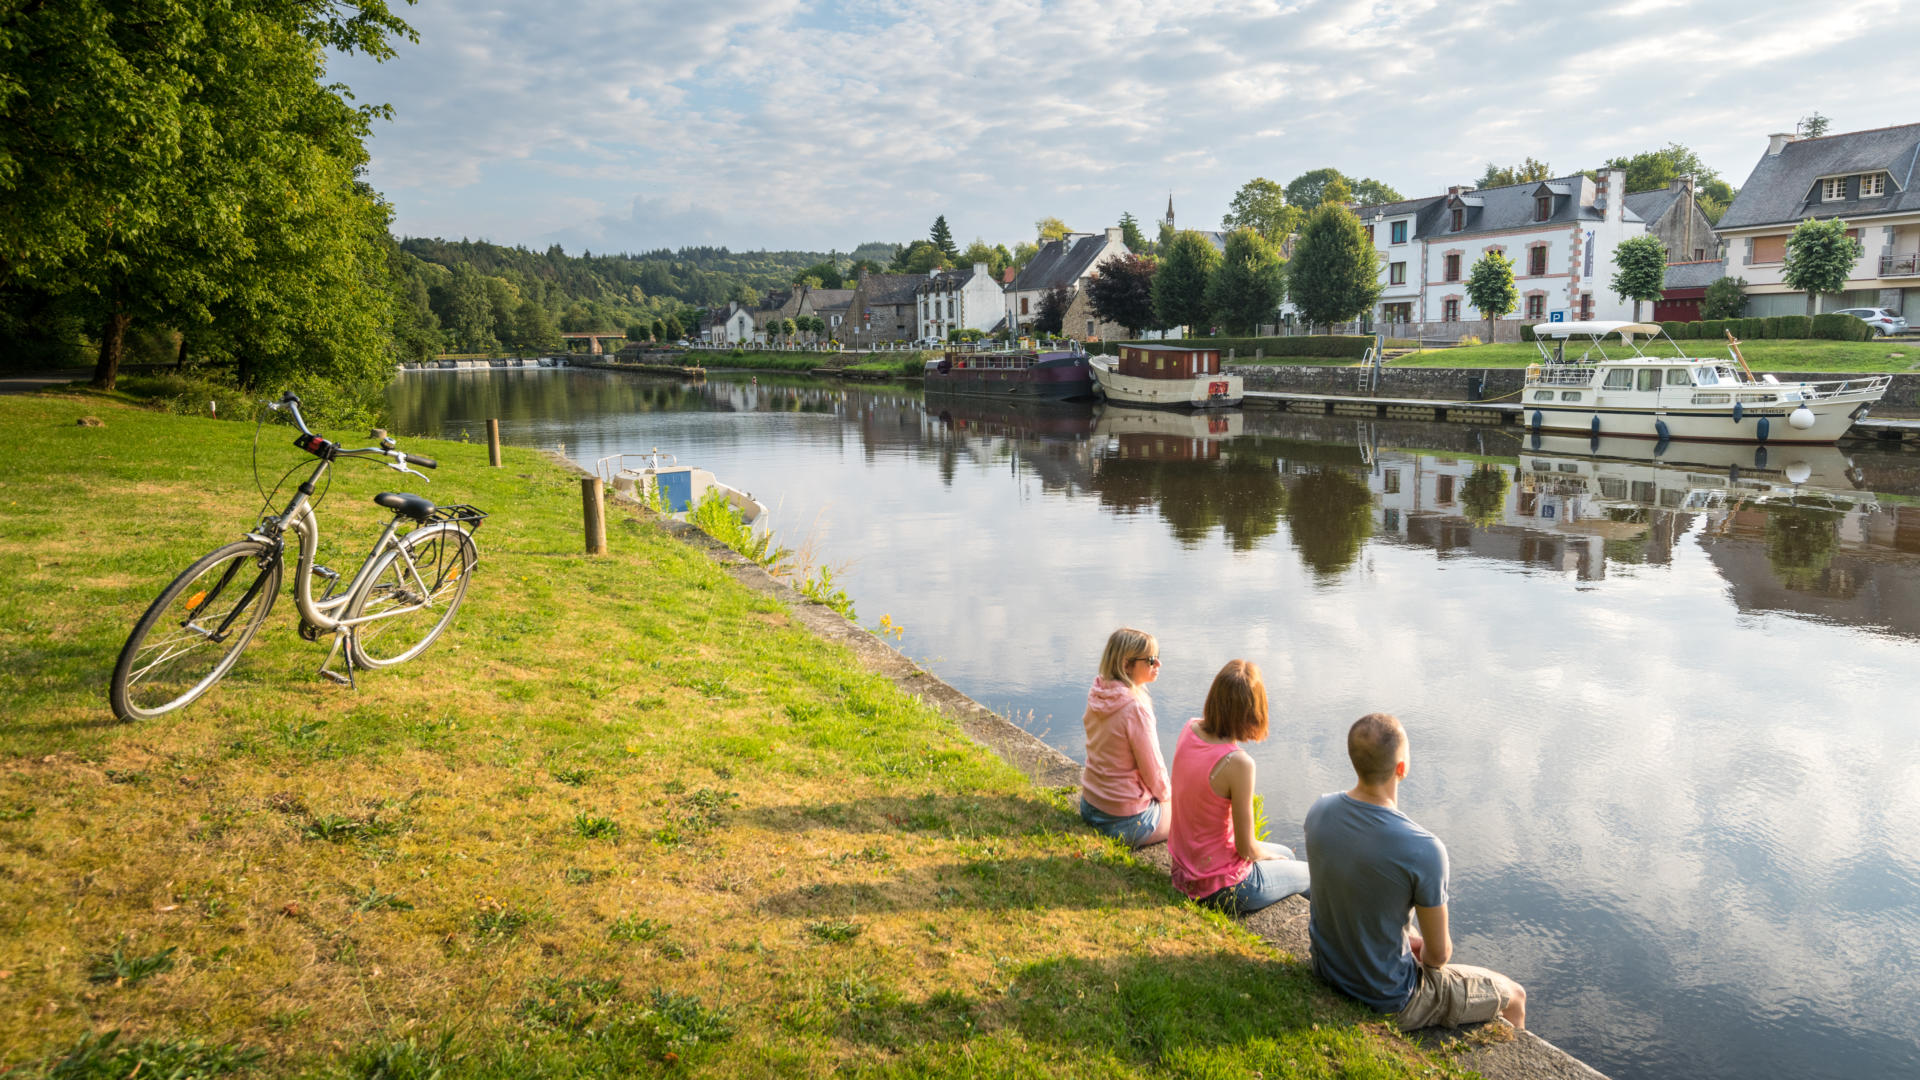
[
  {"xmin": 1784, "ymin": 219, "xmax": 1865, "ymax": 312},
  {"xmin": 891, "ymin": 240, "xmax": 950, "ymax": 274},
  {"xmin": 88, "ymin": 940, "xmax": 177, "ymax": 985},
  {"xmin": 1477, "ymin": 158, "xmax": 1553, "ymax": 187},
  {"xmin": 1221, "ymin": 178, "xmax": 1304, "ymax": 242},
  {"xmin": 1811, "ymin": 312, "xmax": 1873, "ymax": 340},
  {"xmin": 688, "ymin": 488, "xmax": 792, "ymax": 573},
  {"xmin": 1459, "ymin": 465, "xmax": 1511, "ymax": 527},
  {"xmin": 1034, "ymin": 284, "xmax": 1069, "ymax": 336},
  {"xmin": 957, "ymin": 240, "xmax": 1009, "ymax": 277},
  {"xmin": 1117, "ymin": 211, "xmax": 1148, "ymax": 253},
  {"xmin": 1287, "ymin": 204, "xmax": 1381, "ymax": 329},
  {"xmin": 1204, "ymin": 229, "xmax": 1287, "ymax": 335},
  {"xmin": 794, "ymin": 260, "xmax": 844, "ymax": 288},
  {"xmin": 797, "ymin": 567, "xmax": 856, "ymax": 621},
  {"xmin": 1093, "ymin": 335, "xmax": 1369, "ymax": 360},
  {"xmin": 1599, "ymin": 143, "xmax": 1738, "ymax": 223},
  {"xmin": 1703, "ymin": 276, "xmax": 1748, "ymax": 319},
  {"xmin": 1152, "ymin": 231, "xmax": 1223, "ymax": 332},
  {"xmin": 1800, "ymin": 111, "xmax": 1831, "ymax": 138},
  {"xmin": 1034, "ymin": 217, "xmax": 1071, "ymax": 242},
  {"xmin": 1770, "ymin": 315, "xmax": 1813, "ymax": 337},
  {"xmin": 1284, "ymin": 168, "xmax": 1400, "ymax": 210},
  {"xmin": 1609, "ymin": 235, "xmax": 1669, "ymax": 317},
  {"xmin": 1283, "ymin": 469, "xmax": 1374, "ymax": 577},
  {"xmin": 1464, "ymin": 249, "xmax": 1519, "ymax": 323},
  {"xmin": 929, "ymin": 216, "xmax": 959, "ymax": 260},
  {"xmin": 38, "ymin": 1029, "xmax": 262, "ymax": 1079},
  {"xmin": 1085, "ymin": 254, "xmax": 1158, "ymax": 337}
]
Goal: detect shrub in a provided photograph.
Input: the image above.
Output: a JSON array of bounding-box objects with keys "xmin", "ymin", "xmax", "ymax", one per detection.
[
  {"xmin": 1519, "ymin": 324, "xmax": 1535, "ymax": 342},
  {"xmin": 1455, "ymin": 334, "xmax": 1483, "ymax": 346},
  {"xmin": 1701, "ymin": 275, "xmax": 1747, "ymax": 319},
  {"xmin": 1811, "ymin": 312, "xmax": 1872, "ymax": 340},
  {"xmin": 1776, "ymin": 314, "xmax": 1813, "ymax": 338},
  {"xmin": 1742, "ymin": 317, "xmax": 1767, "ymax": 339},
  {"xmin": 1659, "ymin": 321, "xmax": 1686, "ymax": 339},
  {"xmin": 115, "ymin": 372, "xmax": 255, "ymax": 421}
]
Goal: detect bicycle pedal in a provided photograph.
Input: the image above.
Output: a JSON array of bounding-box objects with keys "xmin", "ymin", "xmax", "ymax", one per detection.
[
  {"xmin": 298, "ymin": 620, "xmax": 324, "ymax": 642},
  {"xmin": 318, "ymin": 668, "xmax": 354, "ymax": 686}
]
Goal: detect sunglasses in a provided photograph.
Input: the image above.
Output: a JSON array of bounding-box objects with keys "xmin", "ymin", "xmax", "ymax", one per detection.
[{"xmin": 1134, "ymin": 656, "xmax": 1161, "ymax": 668}]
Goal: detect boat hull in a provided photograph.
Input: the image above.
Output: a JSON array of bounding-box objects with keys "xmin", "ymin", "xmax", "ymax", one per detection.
[
  {"xmin": 1522, "ymin": 400, "xmax": 1872, "ymax": 444},
  {"xmin": 1091, "ymin": 359, "xmax": 1243, "ymax": 409},
  {"xmin": 923, "ymin": 353, "xmax": 1093, "ymax": 401}
]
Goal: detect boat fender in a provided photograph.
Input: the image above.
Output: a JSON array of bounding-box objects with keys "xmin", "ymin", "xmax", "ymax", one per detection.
[
  {"xmin": 1754, "ymin": 446, "xmax": 1769, "ymax": 470},
  {"xmin": 1654, "ymin": 435, "xmax": 1671, "ymax": 457},
  {"xmin": 1788, "ymin": 406, "xmax": 1816, "ymax": 430},
  {"xmin": 1530, "ymin": 410, "xmax": 1543, "ymax": 432},
  {"xmin": 1756, "ymin": 416, "xmax": 1770, "ymax": 444},
  {"xmin": 1728, "ymin": 463, "xmax": 1740, "ymax": 482},
  {"xmin": 1530, "ymin": 431, "xmax": 1543, "ymax": 451},
  {"xmin": 1590, "ymin": 415, "xmax": 1601, "ymax": 437},
  {"xmin": 1733, "ymin": 401, "xmax": 1745, "ymax": 423},
  {"xmin": 1589, "ymin": 436, "xmax": 1601, "ymax": 454},
  {"xmin": 1654, "ymin": 419, "xmax": 1670, "ymax": 442}
]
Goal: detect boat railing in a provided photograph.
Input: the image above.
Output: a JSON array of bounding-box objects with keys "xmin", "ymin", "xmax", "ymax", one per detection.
[
  {"xmin": 595, "ymin": 448, "xmax": 676, "ymax": 486},
  {"xmin": 1798, "ymin": 374, "xmax": 1893, "ymax": 400},
  {"xmin": 1527, "ymin": 362, "xmax": 1599, "ymax": 387}
]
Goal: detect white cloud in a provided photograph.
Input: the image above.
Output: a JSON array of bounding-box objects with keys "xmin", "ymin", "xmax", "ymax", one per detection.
[{"xmin": 330, "ymin": 0, "xmax": 1920, "ymax": 251}]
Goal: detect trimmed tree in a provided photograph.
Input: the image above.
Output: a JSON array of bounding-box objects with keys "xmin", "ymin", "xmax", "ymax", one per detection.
[
  {"xmin": 1205, "ymin": 228, "xmax": 1287, "ymax": 335},
  {"xmin": 1783, "ymin": 218, "xmax": 1864, "ymax": 315},
  {"xmin": 1464, "ymin": 250, "xmax": 1518, "ymax": 342},
  {"xmin": 1287, "ymin": 203, "xmax": 1381, "ymax": 332},
  {"xmin": 1610, "ymin": 235, "xmax": 1668, "ymax": 322},
  {"xmin": 1152, "ymin": 231, "xmax": 1221, "ymax": 335},
  {"xmin": 1702, "ymin": 276, "xmax": 1747, "ymax": 320},
  {"xmin": 1086, "ymin": 254, "xmax": 1158, "ymax": 337}
]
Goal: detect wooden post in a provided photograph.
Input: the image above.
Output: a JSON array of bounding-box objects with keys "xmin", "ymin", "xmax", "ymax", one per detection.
[
  {"xmin": 487, "ymin": 418, "xmax": 502, "ymax": 467},
  {"xmin": 581, "ymin": 477, "xmax": 606, "ymax": 555}
]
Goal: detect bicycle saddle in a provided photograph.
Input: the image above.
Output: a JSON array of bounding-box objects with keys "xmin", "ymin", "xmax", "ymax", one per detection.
[{"xmin": 374, "ymin": 492, "xmax": 436, "ymax": 521}]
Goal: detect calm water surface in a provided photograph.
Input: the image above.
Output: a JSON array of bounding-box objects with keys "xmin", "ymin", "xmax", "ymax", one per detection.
[{"xmin": 390, "ymin": 367, "xmax": 1920, "ymax": 1080}]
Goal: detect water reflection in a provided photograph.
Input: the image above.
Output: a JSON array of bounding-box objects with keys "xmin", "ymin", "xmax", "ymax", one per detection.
[{"xmin": 389, "ymin": 369, "xmax": 1920, "ymax": 1080}]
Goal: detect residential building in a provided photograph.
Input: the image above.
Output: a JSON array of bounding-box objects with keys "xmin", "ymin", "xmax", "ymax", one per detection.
[
  {"xmin": 809, "ymin": 288, "xmax": 855, "ymax": 339},
  {"xmin": 705, "ymin": 301, "xmax": 754, "ymax": 345},
  {"xmin": 1062, "ymin": 285, "xmax": 1128, "ymax": 342},
  {"xmin": 1623, "ymin": 178, "xmax": 1721, "ymax": 265},
  {"xmin": 1650, "ymin": 260, "xmax": 1726, "ymax": 322},
  {"xmin": 1352, "ymin": 195, "xmax": 1447, "ymax": 328},
  {"xmin": 1716, "ymin": 122, "xmax": 1920, "ymax": 316},
  {"xmin": 1004, "ymin": 227, "xmax": 1131, "ymax": 334},
  {"xmin": 842, "ymin": 271, "xmax": 924, "ymax": 344},
  {"xmin": 915, "ymin": 263, "xmax": 1003, "ymax": 340}
]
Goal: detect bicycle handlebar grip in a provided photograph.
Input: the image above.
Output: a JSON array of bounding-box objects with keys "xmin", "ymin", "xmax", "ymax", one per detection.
[
  {"xmin": 281, "ymin": 391, "xmax": 301, "ymax": 404},
  {"xmin": 405, "ymin": 453, "xmax": 439, "ymax": 469}
]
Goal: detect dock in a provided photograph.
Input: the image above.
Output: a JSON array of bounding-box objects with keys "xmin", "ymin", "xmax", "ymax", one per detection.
[{"xmin": 1240, "ymin": 389, "xmax": 1920, "ymax": 443}]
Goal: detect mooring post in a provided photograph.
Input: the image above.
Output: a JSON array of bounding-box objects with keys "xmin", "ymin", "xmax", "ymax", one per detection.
[
  {"xmin": 487, "ymin": 418, "xmax": 502, "ymax": 467},
  {"xmin": 581, "ymin": 477, "xmax": 606, "ymax": 555}
]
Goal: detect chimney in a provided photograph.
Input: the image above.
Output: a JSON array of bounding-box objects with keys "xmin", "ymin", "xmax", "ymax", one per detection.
[
  {"xmin": 1767, "ymin": 132, "xmax": 1796, "ymax": 156},
  {"xmin": 1448, "ymin": 185, "xmax": 1462, "ymax": 198},
  {"xmin": 973, "ymin": 261, "xmax": 989, "ymax": 278},
  {"xmin": 858, "ymin": 267, "xmax": 870, "ymax": 283},
  {"xmin": 1105, "ymin": 226, "xmax": 1123, "ymax": 245},
  {"xmin": 1597, "ymin": 168, "xmax": 1626, "ymax": 223}
]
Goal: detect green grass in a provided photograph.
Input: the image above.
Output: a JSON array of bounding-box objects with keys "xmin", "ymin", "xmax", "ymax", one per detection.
[
  {"xmin": 1391, "ymin": 337, "xmax": 1919, "ymax": 371},
  {"xmin": 0, "ymin": 390, "xmax": 1472, "ymax": 1079}
]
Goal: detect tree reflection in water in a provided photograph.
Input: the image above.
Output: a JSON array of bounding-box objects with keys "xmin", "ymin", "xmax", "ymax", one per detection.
[
  {"xmin": 1088, "ymin": 443, "xmax": 1286, "ymax": 551},
  {"xmin": 1282, "ymin": 468, "xmax": 1374, "ymax": 578},
  {"xmin": 1764, "ymin": 498, "xmax": 1846, "ymax": 591},
  {"xmin": 1459, "ymin": 463, "xmax": 1511, "ymax": 527}
]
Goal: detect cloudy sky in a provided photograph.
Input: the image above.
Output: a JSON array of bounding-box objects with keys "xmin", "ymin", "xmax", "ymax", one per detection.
[{"xmin": 330, "ymin": 0, "xmax": 1920, "ymax": 255}]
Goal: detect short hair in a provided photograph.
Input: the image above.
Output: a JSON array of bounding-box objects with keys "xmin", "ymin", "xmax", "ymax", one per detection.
[
  {"xmin": 1098, "ymin": 627, "xmax": 1158, "ymax": 689},
  {"xmin": 1348, "ymin": 712, "xmax": 1406, "ymax": 783},
  {"xmin": 1200, "ymin": 660, "xmax": 1269, "ymax": 742}
]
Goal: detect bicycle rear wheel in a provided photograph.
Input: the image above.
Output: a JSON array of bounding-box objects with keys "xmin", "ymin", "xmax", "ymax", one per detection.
[
  {"xmin": 344, "ymin": 525, "xmax": 476, "ymax": 669},
  {"xmin": 110, "ymin": 539, "xmax": 281, "ymax": 721}
]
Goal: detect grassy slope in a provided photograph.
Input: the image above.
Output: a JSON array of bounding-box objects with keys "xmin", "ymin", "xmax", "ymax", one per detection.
[
  {"xmin": 0, "ymin": 394, "xmax": 1468, "ymax": 1079},
  {"xmin": 1392, "ymin": 338, "xmax": 1920, "ymax": 371}
]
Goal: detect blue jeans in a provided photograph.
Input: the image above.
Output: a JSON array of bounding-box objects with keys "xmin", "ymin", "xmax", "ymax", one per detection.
[
  {"xmin": 1198, "ymin": 852, "xmax": 1311, "ymax": 915},
  {"xmin": 1079, "ymin": 798, "xmax": 1162, "ymax": 846}
]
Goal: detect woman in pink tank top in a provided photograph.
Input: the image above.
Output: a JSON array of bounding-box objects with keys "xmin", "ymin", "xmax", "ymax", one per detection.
[{"xmin": 1168, "ymin": 660, "xmax": 1310, "ymax": 914}]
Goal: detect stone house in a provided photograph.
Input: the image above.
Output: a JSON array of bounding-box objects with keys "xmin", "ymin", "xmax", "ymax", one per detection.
[
  {"xmin": 1716, "ymin": 122, "xmax": 1920, "ymax": 317},
  {"xmin": 842, "ymin": 271, "xmax": 924, "ymax": 344},
  {"xmin": 1004, "ymin": 228, "xmax": 1130, "ymax": 335},
  {"xmin": 1062, "ymin": 285, "xmax": 1128, "ymax": 342},
  {"xmin": 915, "ymin": 263, "xmax": 1003, "ymax": 340},
  {"xmin": 1623, "ymin": 178, "xmax": 1721, "ymax": 265}
]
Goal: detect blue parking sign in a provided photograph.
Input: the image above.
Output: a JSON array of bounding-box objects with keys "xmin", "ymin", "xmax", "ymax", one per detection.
[{"xmin": 1549, "ymin": 310, "xmax": 1566, "ymax": 322}]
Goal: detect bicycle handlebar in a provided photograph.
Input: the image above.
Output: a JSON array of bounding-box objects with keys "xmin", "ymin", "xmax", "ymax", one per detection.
[{"xmin": 271, "ymin": 391, "xmax": 437, "ymax": 473}]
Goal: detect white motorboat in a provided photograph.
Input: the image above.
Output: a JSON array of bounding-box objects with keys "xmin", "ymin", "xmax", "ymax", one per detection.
[
  {"xmin": 1517, "ymin": 433, "xmax": 1873, "ymax": 520},
  {"xmin": 1091, "ymin": 343, "xmax": 1243, "ymax": 409},
  {"xmin": 596, "ymin": 450, "xmax": 767, "ymax": 524},
  {"xmin": 1523, "ymin": 321, "xmax": 1888, "ymax": 445}
]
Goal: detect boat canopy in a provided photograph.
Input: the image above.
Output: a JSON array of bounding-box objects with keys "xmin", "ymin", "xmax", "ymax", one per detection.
[{"xmin": 1530, "ymin": 321, "xmax": 1663, "ymax": 340}]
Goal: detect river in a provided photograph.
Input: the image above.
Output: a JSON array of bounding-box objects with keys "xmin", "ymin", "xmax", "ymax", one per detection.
[{"xmin": 390, "ymin": 366, "xmax": 1920, "ymax": 1080}]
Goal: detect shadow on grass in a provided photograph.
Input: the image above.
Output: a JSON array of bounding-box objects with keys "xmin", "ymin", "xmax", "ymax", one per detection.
[
  {"xmin": 749, "ymin": 792, "xmax": 1079, "ymax": 840},
  {"xmin": 759, "ymin": 852, "xmax": 1173, "ymax": 916}
]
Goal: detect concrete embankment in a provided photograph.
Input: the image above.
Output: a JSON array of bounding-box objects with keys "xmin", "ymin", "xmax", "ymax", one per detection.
[{"xmin": 624, "ymin": 481, "xmax": 1613, "ymax": 1080}]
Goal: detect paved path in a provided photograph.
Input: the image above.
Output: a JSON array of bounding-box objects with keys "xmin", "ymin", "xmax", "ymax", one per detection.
[{"xmin": 0, "ymin": 370, "xmax": 89, "ymax": 394}]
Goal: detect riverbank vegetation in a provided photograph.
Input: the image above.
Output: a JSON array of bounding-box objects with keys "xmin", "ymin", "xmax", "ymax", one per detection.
[
  {"xmin": 1391, "ymin": 337, "xmax": 1919, "ymax": 371},
  {"xmin": 0, "ymin": 392, "xmax": 1469, "ymax": 1079}
]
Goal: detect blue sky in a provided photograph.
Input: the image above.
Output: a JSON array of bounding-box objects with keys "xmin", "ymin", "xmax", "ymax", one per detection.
[{"xmin": 330, "ymin": 0, "xmax": 1920, "ymax": 255}]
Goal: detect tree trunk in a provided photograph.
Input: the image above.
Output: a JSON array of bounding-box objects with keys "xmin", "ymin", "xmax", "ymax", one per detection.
[
  {"xmin": 176, "ymin": 333, "xmax": 188, "ymax": 370},
  {"xmin": 91, "ymin": 311, "xmax": 131, "ymax": 391},
  {"xmin": 1805, "ymin": 292, "xmax": 1818, "ymax": 317},
  {"xmin": 1632, "ymin": 299, "xmax": 1642, "ymax": 322}
]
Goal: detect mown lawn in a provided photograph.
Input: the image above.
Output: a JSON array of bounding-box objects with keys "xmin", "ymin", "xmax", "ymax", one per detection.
[
  {"xmin": 1391, "ymin": 337, "xmax": 1920, "ymax": 371},
  {"xmin": 0, "ymin": 393, "xmax": 1471, "ymax": 1079}
]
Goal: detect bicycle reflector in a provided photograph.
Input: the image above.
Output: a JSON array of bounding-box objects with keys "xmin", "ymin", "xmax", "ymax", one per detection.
[{"xmin": 294, "ymin": 433, "xmax": 336, "ymax": 459}]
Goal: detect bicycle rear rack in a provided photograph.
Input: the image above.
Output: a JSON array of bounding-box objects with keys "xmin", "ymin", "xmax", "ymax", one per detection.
[{"xmin": 424, "ymin": 504, "xmax": 489, "ymax": 533}]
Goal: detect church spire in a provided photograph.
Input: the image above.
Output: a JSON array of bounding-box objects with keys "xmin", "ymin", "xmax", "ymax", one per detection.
[{"xmin": 1163, "ymin": 191, "xmax": 1175, "ymax": 231}]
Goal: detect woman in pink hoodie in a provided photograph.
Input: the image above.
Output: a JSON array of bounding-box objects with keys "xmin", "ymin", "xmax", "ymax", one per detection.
[{"xmin": 1078, "ymin": 627, "xmax": 1172, "ymax": 847}]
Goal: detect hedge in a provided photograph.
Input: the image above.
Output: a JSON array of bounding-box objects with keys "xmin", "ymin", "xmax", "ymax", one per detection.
[
  {"xmin": 1811, "ymin": 312, "xmax": 1874, "ymax": 340},
  {"xmin": 1097, "ymin": 335, "xmax": 1372, "ymax": 360}
]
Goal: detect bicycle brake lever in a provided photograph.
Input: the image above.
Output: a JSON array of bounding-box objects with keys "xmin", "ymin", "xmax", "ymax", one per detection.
[{"xmin": 387, "ymin": 461, "xmax": 431, "ymax": 483}]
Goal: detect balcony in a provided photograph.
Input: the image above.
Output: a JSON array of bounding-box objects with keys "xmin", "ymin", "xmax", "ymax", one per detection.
[{"xmin": 1881, "ymin": 252, "xmax": 1920, "ymax": 278}]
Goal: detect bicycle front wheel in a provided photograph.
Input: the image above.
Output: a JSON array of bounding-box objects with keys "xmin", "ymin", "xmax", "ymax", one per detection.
[
  {"xmin": 344, "ymin": 525, "xmax": 476, "ymax": 669},
  {"xmin": 110, "ymin": 539, "xmax": 282, "ymax": 721}
]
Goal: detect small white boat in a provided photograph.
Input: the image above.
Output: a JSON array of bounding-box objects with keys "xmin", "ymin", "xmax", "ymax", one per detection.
[
  {"xmin": 1523, "ymin": 321, "xmax": 1889, "ymax": 445},
  {"xmin": 1091, "ymin": 343, "xmax": 1243, "ymax": 409},
  {"xmin": 596, "ymin": 450, "xmax": 767, "ymax": 524}
]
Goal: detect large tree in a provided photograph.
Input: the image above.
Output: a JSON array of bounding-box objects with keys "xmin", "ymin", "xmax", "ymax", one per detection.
[
  {"xmin": 1205, "ymin": 228, "xmax": 1287, "ymax": 335},
  {"xmin": 1599, "ymin": 143, "xmax": 1738, "ymax": 223},
  {"xmin": 1035, "ymin": 217, "xmax": 1072, "ymax": 243},
  {"xmin": 1118, "ymin": 211, "xmax": 1148, "ymax": 253},
  {"xmin": 929, "ymin": 215, "xmax": 959, "ymax": 260},
  {"xmin": 1285, "ymin": 168, "xmax": 1401, "ymax": 211},
  {"xmin": 1034, "ymin": 285, "xmax": 1069, "ymax": 336},
  {"xmin": 1464, "ymin": 250, "xmax": 1518, "ymax": 342},
  {"xmin": 1286, "ymin": 204, "xmax": 1381, "ymax": 331},
  {"xmin": 1477, "ymin": 158, "xmax": 1554, "ymax": 188},
  {"xmin": 1, "ymin": 1, "xmax": 415, "ymax": 396},
  {"xmin": 1610, "ymin": 235, "xmax": 1668, "ymax": 321},
  {"xmin": 1221, "ymin": 177, "xmax": 1305, "ymax": 243},
  {"xmin": 1085, "ymin": 254, "xmax": 1158, "ymax": 338},
  {"xmin": 1152, "ymin": 231, "xmax": 1221, "ymax": 335},
  {"xmin": 793, "ymin": 260, "xmax": 844, "ymax": 288},
  {"xmin": 1782, "ymin": 218, "xmax": 1864, "ymax": 316},
  {"xmin": 959, "ymin": 239, "xmax": 1008, "ymax": 276}
]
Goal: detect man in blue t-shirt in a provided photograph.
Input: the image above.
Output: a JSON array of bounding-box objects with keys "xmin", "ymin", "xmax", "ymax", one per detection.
[{"xmin": 1302, "ymin": 712, "xmax": 1526, "ymax": 1030}]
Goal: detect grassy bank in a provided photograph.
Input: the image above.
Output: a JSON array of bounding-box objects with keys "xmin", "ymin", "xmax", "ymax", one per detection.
[
  {"xmin": 1390, "ymin": 338, "xmax": 1918, "ymax": 372},
  {"xmin": 685, "ymin": 349, "xmax": 933, "ymax": 374},
  {"xmin": 0, "ymin": 393, "xmax": 1467, "ymax": 1078}
]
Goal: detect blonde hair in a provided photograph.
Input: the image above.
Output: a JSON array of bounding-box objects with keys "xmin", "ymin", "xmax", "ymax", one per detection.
[
  {"xmin": 1200, "ymin": 660, "xmax": 1269, "ymax": 742},
  {"xmin": 1098, "ymin": 627, "xmax": 1158, "ymax": 691}
]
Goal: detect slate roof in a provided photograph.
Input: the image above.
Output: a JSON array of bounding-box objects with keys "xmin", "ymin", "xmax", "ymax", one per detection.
[
  {"xmin": 1662, "ymin": 260, "xmax": 1727, "ymax": 289},
  {"xmin": 1413, "ymin": 174, "xmax": 1625, "ymax": 239},
  {"xmin": 1718, "ymin": 123, "xmax": 1920, "ymax": 229},
  {"xmin": 806, "ymin": 288, "xmax": 854, "ymax": 312},
  {"xmin": 1352, "ymin": 195, "xmax": 1446, "ymax": 219},
  {"xmin": 915, "ymin": 266, "xmax": 984, "ymax": 294},
  {"xmin": 856, "ymin": 273, "xmax": 924, "ymax": 306},
  {"xmin": 1623, "ymin": 187, "xmax": 1685, "ymax": 228},
  {"xmin": 1008, "ymin": 234, "xmax": 1119, "ymax": 292}
]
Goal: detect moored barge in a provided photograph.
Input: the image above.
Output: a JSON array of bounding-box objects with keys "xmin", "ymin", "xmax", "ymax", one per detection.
[{"xmin": 922, "ymin": 346, "xmax": 1095, "ymax": 401}]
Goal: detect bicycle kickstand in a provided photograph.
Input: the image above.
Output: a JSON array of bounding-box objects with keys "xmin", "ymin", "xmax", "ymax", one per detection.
[{"xmin": 318, "ymin": 628, "xmax": 358, "ymax": 689}]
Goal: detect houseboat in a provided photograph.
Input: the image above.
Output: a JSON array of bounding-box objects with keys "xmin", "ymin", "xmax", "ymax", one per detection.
[
  {"xmin": 1090, "ymin": 343, "xmax": 1243, "ymax": 409},
  {"xmin": 922, "ymin": 345, "xmax": 1094, "ymax": 401},
  {"xmin": 1524, "ymin": 321, "xmax": 1889, "ymax": 444}
]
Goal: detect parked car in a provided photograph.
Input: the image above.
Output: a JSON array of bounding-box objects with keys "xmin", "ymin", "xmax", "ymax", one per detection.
[{"xmin": 1830, "ymin": 307, "xmax": 1909, "ymax": 336}]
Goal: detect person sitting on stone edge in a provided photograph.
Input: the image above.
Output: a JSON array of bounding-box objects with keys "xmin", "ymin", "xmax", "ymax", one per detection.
[
  {"xmin": 1077, "ymin": 627, "xmax": 1171, "ymax": 847},
  {"xmin": 1302, "ymin": 712, "xmax": 1526, "ymax": 1031}
]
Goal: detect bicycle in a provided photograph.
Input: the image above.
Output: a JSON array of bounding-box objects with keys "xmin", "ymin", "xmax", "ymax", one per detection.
[{"xmin": 109, "ymin": 391, "xmax": 486, "ymax": 721}]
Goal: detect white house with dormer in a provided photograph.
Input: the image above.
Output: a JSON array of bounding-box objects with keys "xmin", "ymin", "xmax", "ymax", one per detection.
[
  {"xmin": 916, "ymin": 263, "xmax": 1004, "ymax": 340},
  {"xmin": 1004, "ymin": 227, "xmax": 1131, "ymax": 335}
]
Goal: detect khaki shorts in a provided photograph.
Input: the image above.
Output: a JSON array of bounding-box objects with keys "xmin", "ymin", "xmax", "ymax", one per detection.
[{"xmin": 1393, "ymin": 963, "xmax": 1510, "ymax": 1030}]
